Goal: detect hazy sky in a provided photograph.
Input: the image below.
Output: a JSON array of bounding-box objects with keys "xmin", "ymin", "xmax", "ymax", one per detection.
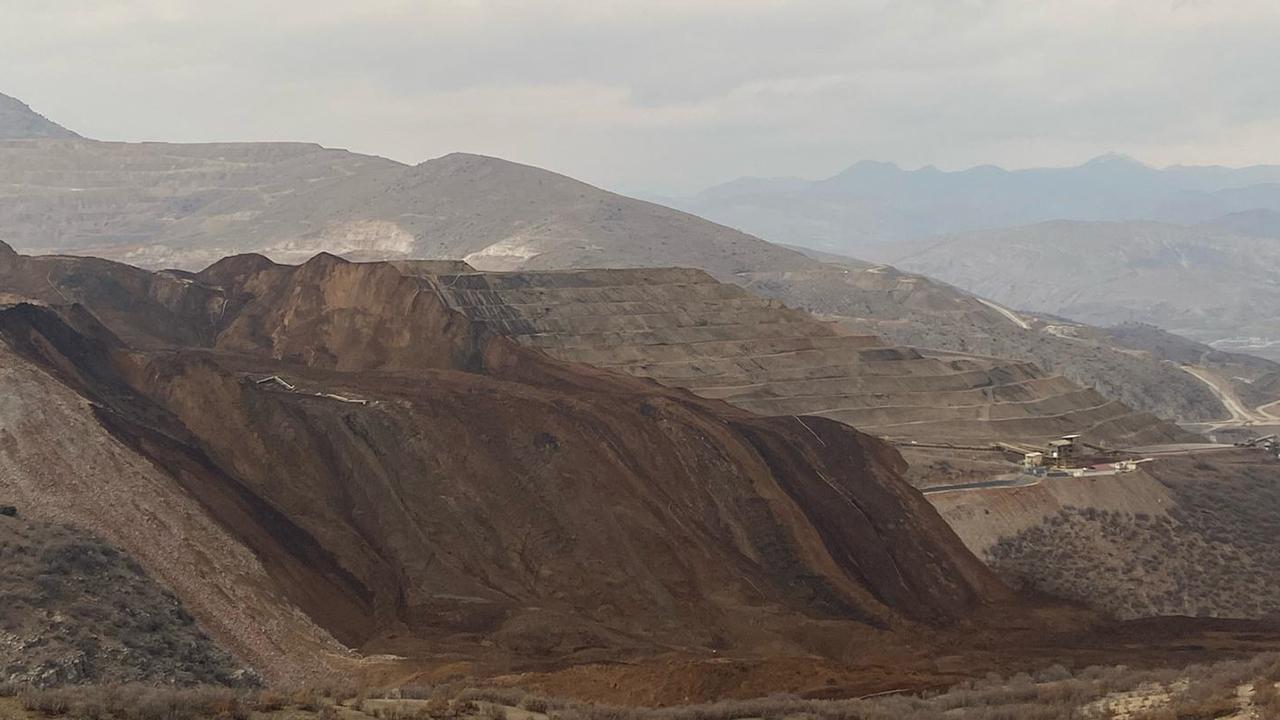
[{"xmin": 2, "ymin": 0, "xmax": 1279, "ymax": 193}]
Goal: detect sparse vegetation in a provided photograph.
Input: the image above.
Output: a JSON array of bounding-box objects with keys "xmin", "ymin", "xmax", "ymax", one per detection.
[
  {"xmin": 985, "ymin": 453, "xmax": 1280, "ymax": 620},
  {"xmin": 0, "ymin": 516, "xmax": 251, "ymax": 688},
  {"xmin": 2, "ymin": 655, "xmax": 1278, "ymax": 719},
  {"xmin": 762, "ymin": 270, "xmax": 1232, "ymax": 426}
]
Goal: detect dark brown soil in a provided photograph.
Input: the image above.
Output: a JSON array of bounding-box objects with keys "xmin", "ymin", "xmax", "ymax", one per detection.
[
  {"xmin": 0, "ymin": 247, "xmax": 1011, "ymax": 689},
  {"xmin": 4, "ymin": 246, "xmax": 1278, "ymax": 702}
]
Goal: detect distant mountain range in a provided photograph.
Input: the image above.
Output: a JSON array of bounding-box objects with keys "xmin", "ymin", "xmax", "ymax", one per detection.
[
  {"xmin": 0, "ymin": 91, "xmax": 1271, "ymax": 422},
  {"xmin": 872, "ymin": 220, "xmax": 1280, "ymax": 361},
  {"xmin": 0, "ymin": 143, "xmax": 809, "ymax": 277},
  {"xmin": 0, "ymin": 92, "xmax": 79, "ymax": 140},
  {"xmin": 662, "ymin": 156, "xmax": 1280, "ymax": 362},
  {"xmin": 665, "ymin": 154, "xmax": 1280, "ymax": 255}
]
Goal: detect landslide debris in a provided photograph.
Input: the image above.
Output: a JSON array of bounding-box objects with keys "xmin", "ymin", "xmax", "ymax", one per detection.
[{"xmin": 0, "ymin": 246, "xmax": 1014, "ymax": 685}]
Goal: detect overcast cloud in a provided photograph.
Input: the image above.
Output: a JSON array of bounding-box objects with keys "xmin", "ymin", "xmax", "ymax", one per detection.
[{"xmin": 2, "ymin": 0, "xmax": 1279, "ymax": 193}]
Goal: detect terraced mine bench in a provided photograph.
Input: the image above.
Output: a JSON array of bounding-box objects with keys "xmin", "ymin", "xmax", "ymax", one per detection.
[{"xmin": 428, "ymin": 267, "xmax": 1189, "ymax": 450}]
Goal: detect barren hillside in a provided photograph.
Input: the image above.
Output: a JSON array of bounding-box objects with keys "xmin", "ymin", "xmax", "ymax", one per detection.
[
  {"xmin": 0, "ymin": 117, "xmax": 1237, "ymax": 425},
  {"xmin": 736, "ymin": 258, "xmax": 1238, "ymax": 424},
  {"xmin": 0, "ymin": 242, "xmax": 1018, "ymax": 692},
  {"xmin": 883, "ymin": 220, "xmax": 1280, "ymax": 362},
  {"xmin": 0, "ymin": 142, "xmax": 806, "ymax": 277},
  {"xmin": 0, "ymin": 93, "xmax": 78, "ymax": 140}
]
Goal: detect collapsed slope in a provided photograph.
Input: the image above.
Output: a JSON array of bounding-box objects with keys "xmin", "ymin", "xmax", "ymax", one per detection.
[{"xmin": 0, "ymin": 243, "xmax": 1010, "ymax": 686}]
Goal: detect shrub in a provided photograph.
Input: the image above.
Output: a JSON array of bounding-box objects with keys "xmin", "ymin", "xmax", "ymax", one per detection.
[
  {"xmin": 520, "ymin": 695, "xmax": 553, "ymax": 713},
  {"xmin": 19, "ymin": 688, "xmax": 71, "ymax": 715}
]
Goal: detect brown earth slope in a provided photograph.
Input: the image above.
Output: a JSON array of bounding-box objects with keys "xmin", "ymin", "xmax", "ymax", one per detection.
[{"xmin": 0, "ymin": 242, "xmax": 1014, "ymax": 689}]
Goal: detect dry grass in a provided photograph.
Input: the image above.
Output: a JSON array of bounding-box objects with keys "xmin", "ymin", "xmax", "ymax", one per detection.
[
  {"xmin": 9, "ymin": 685, "xmax": 344, "ymax": 720},
  {"xmin": 0, "ymin": 517, "xmax": 249, "ymax": 688},
  {"xmin": 986, "ymin": 456, "xmax": 1280, "ymax": 621},
  {"xmin": 379, "ymin": 657, "xmax": 1275, "ymax": 720},
  {"xmin": 4, "ymin": 653, "xmax": 1279, "ymax": 720}
]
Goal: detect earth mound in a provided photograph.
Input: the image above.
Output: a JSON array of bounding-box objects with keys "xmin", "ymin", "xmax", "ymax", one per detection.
[{"xmin": 0, "ymin": 246, "xmax": 1014, "ymax": 688}]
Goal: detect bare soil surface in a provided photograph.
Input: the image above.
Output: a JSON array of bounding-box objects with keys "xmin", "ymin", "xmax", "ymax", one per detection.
[
  {"xmin": 4, "ymin": 244, "xmax": 1278, "ymax": 702},
  {"xmin": 0, "ymin": 245, "xmax": 1020, "ymax": 695}
]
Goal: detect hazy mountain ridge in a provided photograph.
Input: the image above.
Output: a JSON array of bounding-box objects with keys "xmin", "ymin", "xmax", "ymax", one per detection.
[
  {"xmin": 881, "ymin": 219, "xmax": 1280, "ymax": 362},
  {"xmin": 1200, "ymin": 208, "xmax": 1280, "ymax": 238},
  {"xmin": 0, "ymin": 139, "xmax": 809, "ymax": 278},
  {"xmin": 0, "ymin": 92, "xmax": 1260, "ymax": 423},
  {"xmin": 671, "ymin": 155, "xmax": 1280, "ymax": 257},
  {"xmin": 0, "ymin": 93, "xmax": 80, "ymax": 140}
]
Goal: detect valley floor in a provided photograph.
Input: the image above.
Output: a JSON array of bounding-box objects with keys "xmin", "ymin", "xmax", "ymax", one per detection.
[{"xmin": 3, "ymin": 650, "xmax": 1279, "ymax": 720}]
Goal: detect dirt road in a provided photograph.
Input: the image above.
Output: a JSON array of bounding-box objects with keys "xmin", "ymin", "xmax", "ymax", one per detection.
[
  {"xmin": 1178, "ymin": 365, "xmax": 1272, "ymax": 426},
  {"xmin": 975, "ymin": 297, "xmax": 1032, "ymax": 330}
]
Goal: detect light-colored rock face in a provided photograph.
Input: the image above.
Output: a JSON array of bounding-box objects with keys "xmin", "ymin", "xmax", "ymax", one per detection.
[{"xmin": 463, "ymin": 235, "xmax": 555, "ymax": 270}]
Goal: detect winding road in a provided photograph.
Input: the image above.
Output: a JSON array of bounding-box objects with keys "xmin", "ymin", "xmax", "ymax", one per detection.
[
  {"xmin": 1178, "ymin": 365, "xmax": 1276, "ymax": 427},
  {"xmin": 975, "ymin": 297, "xmax": 1032, "ymax": 330}
]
